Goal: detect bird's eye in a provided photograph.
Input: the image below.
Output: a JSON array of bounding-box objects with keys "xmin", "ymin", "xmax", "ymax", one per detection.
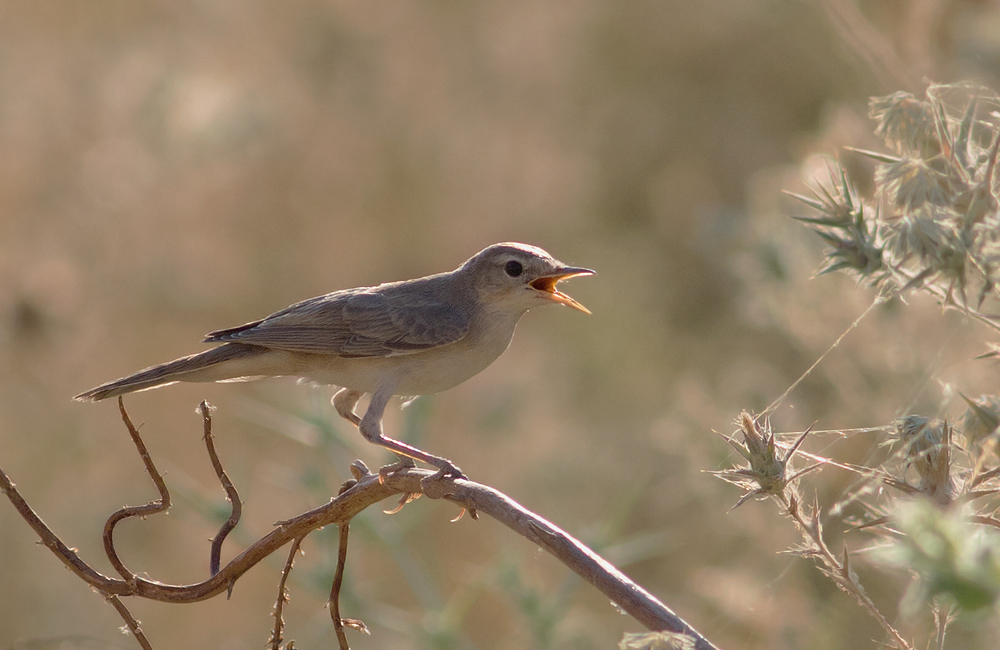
[{"xmin": 504, "ymin": 260, "xmax": 523, "ymax": 277}]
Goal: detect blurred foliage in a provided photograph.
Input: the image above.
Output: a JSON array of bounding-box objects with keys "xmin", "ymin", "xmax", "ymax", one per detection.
[
  {"xmin": 3, "ymin": 1, "xmax": 1000, "ymax": 650},
  {"xmin": 713, "ymin": 82, "xmax": 1000, "ymax": 648},
  {"xmin": 791, "ymin": 83, "xmax": 1000, "ymax": 315},
  {"xmin": 619, "ymin": 631, "xmax": 696, "ymax": 650},
  {"xmin": 883, "ymin": 501, "xmax": 1000, "ymax": 617}
]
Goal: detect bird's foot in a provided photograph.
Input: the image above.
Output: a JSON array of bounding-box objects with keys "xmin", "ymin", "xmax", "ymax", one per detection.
[
  {"xmin": 420, "ymin": 459, "xmax": 466, "ymax": 489},
  {"xmin": 383, "ymin": 491, "xmax": 421, "ymax": 515},
  {"xmin": 420, "ymin": 461, "xmax": 476, "ymax": 520},
  {"xmin": 377, "ymin": 456, "xmax": 416, "ymax": 484},
  {"xmin": 379, "ymin": 457, "xmax": 421, "ymax": 515}
]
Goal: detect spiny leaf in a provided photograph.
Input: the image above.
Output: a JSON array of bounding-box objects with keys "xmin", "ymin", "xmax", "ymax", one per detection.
[
  {"xmin": 791, "ymin": 215, "xmax": 852, "ymax": 227},
  {"xmin": 955, "ymin": 96, "xmax": 978, "ymax": 173},
  {"xmin": 844, "ymin": 146, "xmax": 901, "ymax": 164},
  {"xmin": 783, "ymin": 190, "xmax": 828, "ymax": 213}
]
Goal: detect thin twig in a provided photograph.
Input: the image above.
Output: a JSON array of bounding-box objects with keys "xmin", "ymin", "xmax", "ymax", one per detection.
[
  {"xmin": 329, "ymin": 469, "xmax": 370, "ymax": 648},
  {"xmin": 103, "ymin": 397, "xmax": 171, "ymax": 582},
  {"xmin": 2, "ymin": 402, "xmax": 721, "ymax": 650},
  {"xmin": 0, "ymin": 465, "xmax": 120, "ymax": 590},
  {"xmin": 786, "ymin": 494, "xmax": 914, "ymax": 650},
  {"xmin": 418, "ymin": 477, "xmax": 717, "ymax": 649},
  {"xmin": 812, "ymin": 0, "xmax": 916, "ymax": 93},
  {"xmin": 105, "ymin": 593, "xmax": 154, "ymax": 650},
  {"xmin": 331, "ymin": 522, "xmax": 351, "ymax": 650},
  {"xmin": 933, "ymin": 602, "xmax": 952, "ymax": 650},
  {"xmin": 4, "ymin": 463, "xmax": 718, "ymax": 645},
  {"xmin": 269, "ymin": 535, "xmax": 305, "ymax": 650},
  {"xmin": 199, "ymin": 401, "xmax": 242, "ymax": 578}
]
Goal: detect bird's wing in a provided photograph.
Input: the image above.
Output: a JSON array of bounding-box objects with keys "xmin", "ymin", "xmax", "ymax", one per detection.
[{"xmin": 202, "ymin": 287, "xmax": 471, "ymax": 357}]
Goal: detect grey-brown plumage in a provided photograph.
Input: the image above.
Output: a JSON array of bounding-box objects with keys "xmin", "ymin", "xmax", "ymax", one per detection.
[
  {"xmin": 75, "ymin": 344, "xmax": 270, "ymax": 401},
  {"xmin": 202, "ymin": 278, "xmax": 473, "ymax": 356},
  {"xmin": 76, "ymin": 243, "xmax": 594, "ymax": 479}
]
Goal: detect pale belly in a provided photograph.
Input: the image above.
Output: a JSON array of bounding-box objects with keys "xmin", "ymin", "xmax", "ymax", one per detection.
[{"xmin": 294, "ymin": 326, "xmax": 516, "ymax": 396}]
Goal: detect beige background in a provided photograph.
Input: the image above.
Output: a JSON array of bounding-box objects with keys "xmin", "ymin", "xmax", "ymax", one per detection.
[{"xmin": 2, "ymin": 2, "xmax": 1000, "ymax": 649}]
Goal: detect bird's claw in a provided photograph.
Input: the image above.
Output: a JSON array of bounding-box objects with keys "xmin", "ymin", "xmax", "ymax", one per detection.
[
  {"xmin": 432, "ymin": 460, "xmax": 465, "ymax": 481},
  {"xmin": 377, "ymin": 457, "xmax": 416, "ymax": 484},
  {"xmin": 420, "ymin": 460, "xmax": 466, "ymax": 491},
  {"xmin": 420, "ymin": 462, "xmax": 475, "ymax": 520},
  {"xmin": 383, "ymin": 491, "xmax": 421, "ymax": 514}
]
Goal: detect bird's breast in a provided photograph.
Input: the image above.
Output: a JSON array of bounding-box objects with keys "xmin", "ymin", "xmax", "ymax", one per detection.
[{"xmin": 298, "ymin": 309, "xmax": 522, "ymax": 396}]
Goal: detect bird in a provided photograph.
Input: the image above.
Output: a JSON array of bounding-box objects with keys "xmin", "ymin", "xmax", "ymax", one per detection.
[{"xmin": 75, "ymin": 242, "xmax": 594, "ymax": 480}]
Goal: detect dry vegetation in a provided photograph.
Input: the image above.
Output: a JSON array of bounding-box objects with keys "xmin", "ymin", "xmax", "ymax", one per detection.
[
  {"xmin": 713, "ymin": 82, "xmax": 1000, "ymax": 650},
  {"xmin": 3, "ymin": 2, "xmax": 1000, "ymax": 649}
]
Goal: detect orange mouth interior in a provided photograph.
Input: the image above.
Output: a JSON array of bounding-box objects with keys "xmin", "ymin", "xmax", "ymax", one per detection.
[
  {"xmin": 530, "ymin": 276, "xmax": 560, "ymax": 293},
  {"xmin": 530, "ymin": 273, "xmax": 592, "ymax": 313}
]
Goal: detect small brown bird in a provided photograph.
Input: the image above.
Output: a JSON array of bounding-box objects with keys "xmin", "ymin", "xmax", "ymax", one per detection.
[{"xmin": 76, "ymin": 243, "xmax": 594, "ymax": 479}]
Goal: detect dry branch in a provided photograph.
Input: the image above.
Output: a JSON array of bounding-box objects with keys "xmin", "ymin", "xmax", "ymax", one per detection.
[
  {"xmin": 0, "ymin": 401, "xmax": 720, "ymax": 650},
  {"xmin": 200, "ymin": 400, "xmax": 243, "ymax": 578},
  {"xmin": 269, "ymin": 535, "xmax": 305, "ymax": 650}
]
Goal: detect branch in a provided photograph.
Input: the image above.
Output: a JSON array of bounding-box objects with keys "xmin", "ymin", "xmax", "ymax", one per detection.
[
  {"xmin": 104, "ymin": 398, "xmax": 171, "ymax": 582},
  {"xmin": 786, "ymin": 494, "xmax": 914, "ymax": 650},
  {"xmin": 330, "ymin": 467, "xmax": 370, "ymax": 649},
  {"xmin": 416, "ymin": 474, "xmax": 714, "ymax": 645},
  {"xmin": 1, "ymin": 403, "xmax": 720, "ymax": 650},
  {"xmin": 199, "ymin": 400, "xmax": 242, "ymax": 578},
  {"xmin": 105, "ymin": 593, "xmax": 154, "ymax": 650},
  {"xmin": 268, "ymin": 535, "xmax": 305, "ymax": 650}
]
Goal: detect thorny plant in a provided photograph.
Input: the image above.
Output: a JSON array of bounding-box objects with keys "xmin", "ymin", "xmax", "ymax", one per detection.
[
  {"xmin": 788, "ymin": 83, "xmax": 1000, "ymax": 329},
  {"xmin": 716, "ymin": 83, "xmax": 1000, "ymax": 650}
]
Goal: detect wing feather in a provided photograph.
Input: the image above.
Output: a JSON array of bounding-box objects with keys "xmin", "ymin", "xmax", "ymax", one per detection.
[{"xmin": 202, "ymin": 284, "xmax": 470, "ymax": 357}]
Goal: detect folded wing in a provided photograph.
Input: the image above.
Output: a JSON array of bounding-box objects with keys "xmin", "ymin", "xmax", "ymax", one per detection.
[{"xmin": 203, "ymin": 288, "xmax": 471, "ymax": 358}]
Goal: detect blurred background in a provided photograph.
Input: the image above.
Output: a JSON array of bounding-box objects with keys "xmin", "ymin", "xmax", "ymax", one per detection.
[{"xmin": 2, "ymin": 1, "xmax": 1000, "ymax": 649}]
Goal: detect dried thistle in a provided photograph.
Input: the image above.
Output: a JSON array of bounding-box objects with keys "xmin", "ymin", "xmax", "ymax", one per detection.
[
  {"xmin": 876, "ymin": 156, "xmax": 952, "ymax": 210},
  {"xmin": 888, "ymin": 415, "xmax": 958, "ymax": 506},
  {"xmin": 787, "ymin": 164, "xmax": 886, "ymax": 282},
  {"xmin": 960, "ymin": 393, "xmax": 1000, "ymax": 447},
  {"xmin": 870, "ymin": 91, "xmax": 941, "ymax": 159},
  {"xmin": 792, "ymin": 83, "xmax": 1000, "ymax": 321},
  {"xmin": 885, "ymin": 207, "xmax": 963, "ymax": 268},
  {"xmin": 711, "ymin": 411, "xmax": 817, "ymax": 509}
]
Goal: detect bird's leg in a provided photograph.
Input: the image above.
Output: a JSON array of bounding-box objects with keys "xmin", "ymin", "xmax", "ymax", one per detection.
[
  {"xmin": 360, "ymin": 383, "xmax": 466, "ymax": 483},
  {"xmin": 332, "ymin": 388, "xmax": 363, "ymax": 426},
  {"xmin": 333, "ymin": 387, "xmax": 414, "ymax": 476}
]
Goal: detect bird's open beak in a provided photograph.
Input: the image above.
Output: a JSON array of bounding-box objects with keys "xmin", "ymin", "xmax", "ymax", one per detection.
[{"xmin": 530, "ymin": 266, "xmax": 595, "ymax": 314}]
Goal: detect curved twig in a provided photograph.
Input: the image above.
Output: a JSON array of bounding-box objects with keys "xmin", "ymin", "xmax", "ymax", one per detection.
[
  {"xmin": 199, "ymin": 401, "xmax": 242, "ymax": 577},
  {"xmin": 103, "ymin": 397, "xmax": 171, "ymax": 582},
  {"xmin": 5, "ymin": 461, "xmax": 722, "ymax": 645},
  {"xmin": 1, "ymin": 402, "xmax": 720, "ymax": 650}
]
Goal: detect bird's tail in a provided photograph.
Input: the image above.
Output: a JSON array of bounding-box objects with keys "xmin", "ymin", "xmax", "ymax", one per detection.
[{"xmin": 74, "ymin": 343, "xmax": 268, "ymax": 402}]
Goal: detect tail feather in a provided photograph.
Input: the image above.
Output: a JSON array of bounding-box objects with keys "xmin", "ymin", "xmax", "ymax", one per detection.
[{"xmin": 74, "ymin": 343, "xmax": 267, "ymax": 402}]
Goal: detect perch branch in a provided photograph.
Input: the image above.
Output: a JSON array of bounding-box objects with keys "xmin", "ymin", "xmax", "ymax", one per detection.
[{"xmin": 1, "ymin": 402, "xmax": 719, "ymax": 650}]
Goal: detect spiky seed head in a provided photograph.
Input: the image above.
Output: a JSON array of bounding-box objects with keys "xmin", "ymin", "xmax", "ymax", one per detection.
[
  {"xmin": 961, "ymin": 394, "xmax": 1000, "ymax": 446},
  {"xmin": 869, "ymin": 92, "xmax": 940, "ymax": 158}
]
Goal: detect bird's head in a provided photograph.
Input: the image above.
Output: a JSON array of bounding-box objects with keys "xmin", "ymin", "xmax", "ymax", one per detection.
[{"xmin": 463, "ymin": 243, "xmax": 594, "ymax": 314}]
